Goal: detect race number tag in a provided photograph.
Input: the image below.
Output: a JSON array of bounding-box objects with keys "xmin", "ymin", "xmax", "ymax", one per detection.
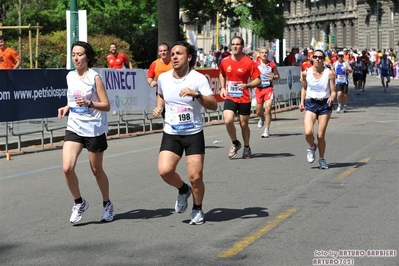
[
  {"xmin": 260, "ymin": 74, "xmax": 271, "ymax": 87},
  {"xmin": 68, "ymin": 90, "xmax": 89, "ymax": 114},
  {"xmin": 168, "ymin": 106, "xmax": 195, "ymax": 131},
  {"xmin": 336, "ymin": 74, "xmax": 346, "ymax": 83},
  {"xmin": 227, "ymin": 81, "xmax": 243, "ymax": 98}
]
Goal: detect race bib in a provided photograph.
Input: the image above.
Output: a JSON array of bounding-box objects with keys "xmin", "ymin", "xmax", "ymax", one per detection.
[
  {"xmin": 336, "ymin": 74, "xmax": 346, "ymax": 83},
  {"xmin": 168, "ymin": 106, "xmax": 194, "ymax": 131},
  {"xmin": 260, "ymin": 74, "xmax": 271, "ymax": 87},
  {"xmin": 227, "ymin": 81, "xmax": 243, "ymax": 98},
  {"xmin": 68, "ymin": 90, "xmax": 89, "ymax": 114}
]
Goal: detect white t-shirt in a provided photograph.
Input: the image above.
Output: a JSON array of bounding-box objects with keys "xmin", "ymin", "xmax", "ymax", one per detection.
[
  {"xmin": 369, "ymin": 51, "xmax": 377, "ymax": 62},
  {"xmin": 305, "ymin": 67, "xmax": 331, "ymax": 100},
  {"xmin": 66, "ymin": 69, "xmax": 108, "ymax": 137},
  {"xmin": 158, "ymin": 69, "xmax": 213, "ymax": 135}
]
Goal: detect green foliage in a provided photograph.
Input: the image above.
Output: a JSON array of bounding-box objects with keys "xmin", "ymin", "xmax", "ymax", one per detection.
[{"xmin": 180, "ymin": 0, "xmax": 286, "ymax": 41}]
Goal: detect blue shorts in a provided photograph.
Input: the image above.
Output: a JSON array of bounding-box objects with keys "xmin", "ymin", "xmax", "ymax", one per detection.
[{"xmin": 305, "ymin": 98, "xmax": 332, "ymax": 117}]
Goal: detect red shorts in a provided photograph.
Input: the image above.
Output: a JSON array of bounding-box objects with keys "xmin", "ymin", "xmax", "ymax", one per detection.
[{"xmin": 255, "ymin": 87, "xmax": 274, "ymax": 104}]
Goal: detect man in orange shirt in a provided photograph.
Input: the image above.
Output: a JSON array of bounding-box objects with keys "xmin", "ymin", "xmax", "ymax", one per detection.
[
  {"xmin": 147, "ymin": 43, "xmax": 172, "ymax": 118},
  {"xmin": 106, "ymin": 43, "xmax": 132, "ymax": 69},
  {"xmin": 0, "ymin": 35, "xmax": 21, "ymax": 69}
]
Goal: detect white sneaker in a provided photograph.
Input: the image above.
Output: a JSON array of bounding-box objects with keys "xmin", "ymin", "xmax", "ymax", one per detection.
[
  {"xmin": 343, "ymin": 106, "xmax": 348, "ymax": 113},
  {"xmin": 257, "ymin": 118, "xmax": 265, "ymax": 128},
  {"xmin": 175, "ymin": 186, "xmax": 192, "ymax": 213},
  {"xmin": 306, "ymin": 144, "xmax": 317, "ymax": 163},
  {"xmin": 319, "ymin": 159, "xmax": 329, "ymax": 169},
  {"xmin": 261, "ymin": 129, "xmax": 269, "ymax": 138},
  {"xmin": 101, "ymin": 201, "xmax": 114, "ymax": 222},
  {"xmin": 70, "ymin": 199, "xmax": 89, "ymax": 223},
  {"xmin": 189, "ymin": 209, "xmax": 205, "ymax": 225},
  {"xmin": 336, "ymin": 106, "xmax": 341, "ymax": 113}
]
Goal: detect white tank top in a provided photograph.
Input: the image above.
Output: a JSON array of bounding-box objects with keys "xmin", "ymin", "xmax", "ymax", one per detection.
[
  {"xmin": 305, "ymin": 67, "xmax": 331, "ymax": 100},
  {"xmin": 66, "ymin": 69, "xmax": 108, "ymax": 137}
]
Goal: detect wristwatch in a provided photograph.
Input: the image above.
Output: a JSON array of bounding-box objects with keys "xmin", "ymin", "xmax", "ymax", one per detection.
[
  {"xmin": 194, "ymin": 91, "xmax": 202, "ymax": 99},
  {"xmin": 88, "ymin": 101, "xmax": 93, "ymax": 108}
]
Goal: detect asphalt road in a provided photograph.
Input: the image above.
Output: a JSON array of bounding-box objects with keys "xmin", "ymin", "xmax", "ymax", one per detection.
[{"xmin": 1, "ymin": 77, "xmax": 398, "ymax": 266}]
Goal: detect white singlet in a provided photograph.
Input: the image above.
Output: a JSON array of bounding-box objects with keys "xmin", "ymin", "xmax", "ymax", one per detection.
[
  {"xmin": 305, "ymin": 67, "xmax": 331, "ymax": 100},
  {"xmin": 157, "ymin": 69, "xmax": 213, "ymax": 135},
  {"xmin": 66, "ymin": 69, "xmax": 108, "ymax": 137}
]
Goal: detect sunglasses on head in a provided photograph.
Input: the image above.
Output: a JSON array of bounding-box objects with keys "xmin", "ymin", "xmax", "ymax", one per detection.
[{"xmin": 312, "ymin": 55, "xmax": 325, "ymax": 60}]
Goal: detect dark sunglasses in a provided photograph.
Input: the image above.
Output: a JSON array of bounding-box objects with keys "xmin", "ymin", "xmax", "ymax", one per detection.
[
  {"xmin": 312, "ymin": 55, "xmax": 325, "ymax": 60},
  {"xmin": 338, "ymin": 55, "xmax": 344, "ymax": 57}
]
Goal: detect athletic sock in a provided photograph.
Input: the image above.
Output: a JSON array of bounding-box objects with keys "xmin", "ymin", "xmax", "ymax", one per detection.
[
  {"xmin": 233, "ymin": 140, "xmax": 240, "ymax": 146},
  {"xmin": 193, "ymin": 204, "xmax": 202, "ymax": 210},
  {"xmin": 178, "ymin": 183, "xmax": 189, "ymax": 195},
  {"xmin": 74, "ymin": 197, "xmax": 83, "ymax": 204}
]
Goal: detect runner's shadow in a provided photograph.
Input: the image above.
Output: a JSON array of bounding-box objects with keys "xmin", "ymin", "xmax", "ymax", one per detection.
[
  {"xmin": 251, "ymin": 152, "xmax": 294, "ymax": 158},
  {"xmin": 201, "ymin": 207, "xmax": 269, "ymax": 222},
  {"xmin": 72, "ymin": 208, "xmax": 175, "ymax": 226}
]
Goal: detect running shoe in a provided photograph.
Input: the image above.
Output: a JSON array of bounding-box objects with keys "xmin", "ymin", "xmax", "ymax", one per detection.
[
  {"xmin": 362, "ymin": 87, "xmax": 365, "ymax": 92},
  {"xmin": 70, "ymin": 199, "xmax": 89, "ymax": 223},
  {"xmin": 257, "ymin": 118, "xmax": 265, "ymax": 128},
  {"xmin": 336, "ymin": 105, "xmax": 341, "ymax": 113},
  {"xmin": 319, "ymin": 159, "xmax": 329, "ymax": 169},
  {"xmin": 343, "ymin": 106, "xmax": 348, "ymax": 113},
  {"xmin": 101, "ymin": 201, "xmax": 114, "ymax": 222},
  {"xmin": 356, "ymin": 90, "xmax": 360, "ymax": 95},
  {"xmin": 175, "ymin": 186, "xmax": 192, "ymax": 213},
  {"xmin": 384, "ymin": 87, "xmax": 387, "ymax": 92},
  {"xmin": 189, "ymin": 209, "xmax": 205, "ymax": 225},
  {"xmin": 261, "ymin": 129, "xmax": 270, "ymax": 138},
  {"xmin": 242, "ymin": 146, "xmax": 252, "ymax": 159},
  {"xmin": 228, "ymin": 141, "xmax": 242, "ymax": 158},
  {"xmin": 306, "ymin": 143, "xmax": 317, "ymax": 163}
]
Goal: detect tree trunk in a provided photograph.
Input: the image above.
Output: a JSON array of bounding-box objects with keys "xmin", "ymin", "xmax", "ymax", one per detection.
[{"xmin": 157, "ymin": 0, "xmax": 180, "ymax": 48}]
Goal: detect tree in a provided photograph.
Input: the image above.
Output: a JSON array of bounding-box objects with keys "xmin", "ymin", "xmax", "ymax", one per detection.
[
  {"xmin": 157, "ymin": 0, "xmax": 180, "ymax": 50},
  {"xmin": 180, "ymin": 0, "xmax": 286, "ymax": 42}
]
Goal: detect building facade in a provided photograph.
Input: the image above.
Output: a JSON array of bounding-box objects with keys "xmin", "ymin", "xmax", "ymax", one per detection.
[{"xmin": 283, "ymin": 0, "xmax": 399, "ymax": 51}]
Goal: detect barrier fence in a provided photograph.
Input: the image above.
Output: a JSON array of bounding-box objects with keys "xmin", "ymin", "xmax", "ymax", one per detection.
[{"xmin": 0, "ymin": 67, "xmax": 301, "ymax": 153}]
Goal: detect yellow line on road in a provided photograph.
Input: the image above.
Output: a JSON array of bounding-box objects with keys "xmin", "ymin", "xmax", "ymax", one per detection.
[
  {"xmin": 388, "ymin": 138, "xmax": 399, "ymax": 146},
  {"xmin": 218, "ymin": 207, "xmax": 299, "ymax": 258},
  {"xmin": 335, "ymin": 157, "xmax": 372, "ymax": 180}
]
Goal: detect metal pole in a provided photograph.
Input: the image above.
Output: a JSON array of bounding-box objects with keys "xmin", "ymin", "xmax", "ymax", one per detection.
[
  {"xmin": 377, "ymin": 1, "xmax": 380, "ymax": 49},
  {"xmin": 70, "ymin": 0, "xmax": 78, "ymax": 69},
  {"xmin": 313, "ymin": 0, "xmax": 316, "ymax": 41}
]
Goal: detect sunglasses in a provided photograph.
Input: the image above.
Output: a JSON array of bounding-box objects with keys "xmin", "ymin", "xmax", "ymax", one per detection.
[
  {"xmin": 338, "ymin": 55, "xmax": 344, "ymax": 57},
  {"xmin": 312, "ymin": 55, "xmax": 325, "ymax": 60}
]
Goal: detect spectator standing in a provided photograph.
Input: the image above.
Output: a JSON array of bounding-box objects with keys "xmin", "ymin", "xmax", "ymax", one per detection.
[
  {"xmin": 106, "ymin": 43, "xmax": 132, "ymax": 69},
  {"xmin": 57, "ymin": 41, "xmax": 113, "ymax": 224},
  {"xmin": 0, "ymin": 35, "xmax": 21, "ymax": 69},
  {"xmin": 152, "ymin": 41, "xmax": 217, "ymax": 225},
  {"xmin": 219, "ymin": 36, "xmax": 261, "ymax": 159}
]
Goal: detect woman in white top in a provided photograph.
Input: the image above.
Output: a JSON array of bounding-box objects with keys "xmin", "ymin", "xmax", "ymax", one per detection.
[
  {"xmin": 299, "ymin": 49, "xmax": 336, "ymax": 169},
  {"xmin": 153, "ymin": 41, "xmax": 217, "ymax": 225},
  {"xmin": 58, "ymin": 41, "xmax": 113, "ymax": 224}
]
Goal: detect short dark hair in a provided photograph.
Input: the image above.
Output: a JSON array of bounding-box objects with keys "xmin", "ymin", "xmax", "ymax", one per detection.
[
  {"xmin": 171, "ymin": 41, "xmax": 197, "ymax": 68},
  {"xmin": 0, "ymin": 35, "xmax": 6, "ymax": 42},
  {"xmin": 231, "ymin": 36, "xmax": 244, "ymax": 46},
  {"xmin": 72, "ymin": 41, "xmax": 95, "ymax": 68},
  {"xmin": 159, "ymin": 43, "xmax": 170, "ymax": 50},
  {"xmin": 110, "ymin": 43, "xmax": 117, "ymax": 48}
]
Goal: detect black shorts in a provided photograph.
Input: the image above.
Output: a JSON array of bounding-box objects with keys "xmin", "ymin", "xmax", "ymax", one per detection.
[
  {"xmin": 336, "ymin": 83, "xmax": 349, "ymax": 93},
  {"xmin": 160, "ymin": 131, "xmax": 205, "ymax": 157},
  {"xmin": 353, "ymin": 73, "xmax": 363, "ymax": 83},
  {"xmin": 362, "ymin": 70, "xmax": 368, "ymax": 79},
  {"xmin": 305, "ymin": 98, "xmax": 332, "ymax": 117},
  {"xmin": 223, "ymin": 99, "xmax": 251, "ymax": 116},
  {"xmin": 64, "ymin": 130, "xmax": 108, "ymax": 153}
]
